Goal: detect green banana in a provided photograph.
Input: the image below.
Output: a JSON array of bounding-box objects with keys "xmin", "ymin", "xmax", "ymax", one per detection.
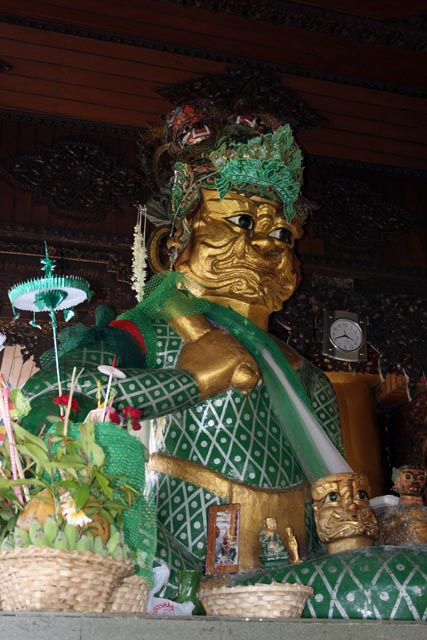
[
  {"xmin": 93, "ymin": 535, "xmax": 107, "ymax": 557},
  {"xmin": 111, "ymin": 543, "xmax": 125, "ymax": 561},
  {"xmin": 1, "ymin": 534, "xmax": 15, "ymax": 551},
  {"xmin": 76, "ymin": 533, "xmax": 93, "ymax": 552},
  {"xmin": 31, "ymin": 529, "xmax": 50, "ymax": 547},
  {"xmin": 13, "ymin": 527, "xmax": 30, "ymax": 548},
  {"xmin": 28, "ymin": 519, "xmax": 44, "ymax": 544},
  {"xmin": 111, "ymin": 542, "xmax": 132, "ymax": 562},
  {"xmin": 53, "ymin": 531, "xmax": 70, "ymax": 551},
  {"xmin": 43, "ymin": 516, "xmax": 59, "ymax": 545},
  {"xmin": 106, "ymin": 529, "xmax": 120, "ymax": 556},
  {"xmin": 64, "ymin": 523, "xmax": 78, "ymax": 550}
]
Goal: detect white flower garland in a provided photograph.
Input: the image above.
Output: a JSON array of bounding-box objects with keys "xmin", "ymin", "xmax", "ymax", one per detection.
[{"xmin": 131, "ymin": 205, "xmax": 148, "ymax": 303}]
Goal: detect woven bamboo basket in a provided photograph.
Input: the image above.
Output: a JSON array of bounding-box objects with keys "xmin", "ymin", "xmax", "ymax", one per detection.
[
  {"xmin": 106, "ymin": 574, "xmax": 151, "ymax": 614},
  {"xmin": 0, "ymin": 546, "xmax": 134, "ymax": 613},
  {"xmin": 199, "ymin": 582, "xmax": 314, "ymax": 619}
]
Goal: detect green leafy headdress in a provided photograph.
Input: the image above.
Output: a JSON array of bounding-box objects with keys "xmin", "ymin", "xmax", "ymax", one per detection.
[{"xmin": 146, "ymin": 123, "xmax": 312, "ymax": 242}]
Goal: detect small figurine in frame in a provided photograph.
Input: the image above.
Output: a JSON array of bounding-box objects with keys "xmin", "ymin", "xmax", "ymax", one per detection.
[{"xmin": 206, "ymin": 503, "xmax": 240, "ymax": 574}]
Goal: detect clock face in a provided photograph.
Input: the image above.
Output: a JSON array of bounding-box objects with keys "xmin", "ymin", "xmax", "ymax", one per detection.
[{"xmin": 329, "ymin": 318, "xmax": 363, "ymax": 352}]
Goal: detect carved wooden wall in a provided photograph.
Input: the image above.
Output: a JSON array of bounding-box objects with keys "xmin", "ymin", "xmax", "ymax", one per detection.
[{"xmin": 0, "ymin": 117, "xmax": 146, "ymax": 360}]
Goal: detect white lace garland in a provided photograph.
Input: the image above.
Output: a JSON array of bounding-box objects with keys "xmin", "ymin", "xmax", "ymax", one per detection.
[{"xmin": 131, "ymin": 205, "xmax": 148, "ymax": 303}]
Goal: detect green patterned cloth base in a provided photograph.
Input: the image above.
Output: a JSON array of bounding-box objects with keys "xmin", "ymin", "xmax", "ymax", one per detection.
[{"xmin": 236, "ymin": 545, "xmax": 427, "ymax": 621}]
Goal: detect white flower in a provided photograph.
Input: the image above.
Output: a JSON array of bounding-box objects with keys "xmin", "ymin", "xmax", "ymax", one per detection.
[
  {"xmin": 131, "ymin": 205, "xmax": 148, "ymax": 303},
  {"xmin": 60, "ymin": 491, "xmax": 92, "ymax": 527}
]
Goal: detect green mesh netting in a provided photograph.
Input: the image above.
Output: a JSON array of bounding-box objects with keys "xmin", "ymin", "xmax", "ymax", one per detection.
[
  {"xmin": 41, "ymin": 311, "xmax": 147, "ymax": 370},
  {"xmin": 119, "ymin": 271, "xmax": 350, "ymax": 482}
]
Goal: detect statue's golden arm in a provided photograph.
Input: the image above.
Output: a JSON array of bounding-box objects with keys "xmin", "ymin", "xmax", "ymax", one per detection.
[
  {"xmin": 169, "ymin": 314, "xmax": 260, "ymax": 398},
  {"xmin": 22, "ymin": 312, "xmax": 259, "ymax": 431}
]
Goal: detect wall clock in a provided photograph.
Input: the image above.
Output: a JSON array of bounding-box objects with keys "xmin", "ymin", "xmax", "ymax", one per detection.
[{"xmin": 322, "ymin": 310, "xmax": 367, "ymax": 362}]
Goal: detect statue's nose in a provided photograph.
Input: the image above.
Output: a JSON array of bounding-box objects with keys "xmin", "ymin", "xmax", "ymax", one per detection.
[
  {"xmin": 347, "ymin": 501, "xmax": 358, "ymax": 516},
  {"xmin": 251, "ymin": 234, "xmax": 276, "ymax": 255}
]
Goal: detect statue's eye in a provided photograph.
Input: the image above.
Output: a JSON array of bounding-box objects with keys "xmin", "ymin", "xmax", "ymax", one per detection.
[
  {"xmin": 325, "ymin": 492, "xmax": 338, "ymax": 503},
  {"xmin": 404, "ymin": 473, "xmax": 412, "ymax": 480},
  {"xmin": 226, "ymin": 214, "xmax": 254, "ymax": 230},
  {"xmin": 355, "ymin": 490, "xmax": 369, "ymax": 500},
  {"xmin": 269, "ymin": 227, "xmax": 292, "ymax": 244}
]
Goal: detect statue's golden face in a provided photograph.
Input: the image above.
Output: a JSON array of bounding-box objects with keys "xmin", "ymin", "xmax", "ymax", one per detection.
[
  {"xmin": 175, "ymin": 189, "xmax": 303, "ymax": 317},
  {"xmin": 311, "ymin": 473, "xmax": 379, "ymax": 544}
]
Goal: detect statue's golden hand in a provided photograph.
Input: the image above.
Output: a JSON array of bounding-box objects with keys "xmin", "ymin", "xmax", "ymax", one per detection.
[{"xmin": 177, "ymin": 328, "xmax": 260, "ymax": 398}]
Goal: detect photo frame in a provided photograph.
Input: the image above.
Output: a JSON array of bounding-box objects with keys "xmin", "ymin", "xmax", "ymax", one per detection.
[{"xmin": 205, "ymin": 503, "xmax": 240, "ymax": 575}]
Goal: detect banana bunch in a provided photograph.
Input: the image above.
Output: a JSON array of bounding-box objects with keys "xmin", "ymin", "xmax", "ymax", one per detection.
[{"xmin": 1, "ymin": 518, "xmax": 132, "ymax": 562}]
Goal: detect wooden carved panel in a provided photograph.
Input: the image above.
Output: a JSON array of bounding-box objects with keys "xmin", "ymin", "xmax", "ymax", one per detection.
[
  {"xmin": 160, "ymin": 0, "xmax": 427, "ymax": 52},
  {"xmin": 389, "ymin": 392, "xmax": 427, "ymax": 470},
  {"xmin": 0, "ymin": 138, "xmax": 147, "ymax": 220},
  {"xmin": 307, "ymin": 177, "xmax": 417, "ymax": 250},
  {"xmin": 158, "ymin": 66, "xmax": 326, "ymax": 132}
]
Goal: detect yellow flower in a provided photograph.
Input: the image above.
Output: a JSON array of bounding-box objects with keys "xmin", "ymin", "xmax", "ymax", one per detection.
[{"xmin": 60, "ymin": 491, "xmax": 92, "ymax": 527}]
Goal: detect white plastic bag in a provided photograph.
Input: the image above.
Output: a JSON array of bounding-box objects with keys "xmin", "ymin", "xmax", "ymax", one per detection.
[{"xmin": 145, "ymin": 561, "xmax": 195, "ymax": 616}]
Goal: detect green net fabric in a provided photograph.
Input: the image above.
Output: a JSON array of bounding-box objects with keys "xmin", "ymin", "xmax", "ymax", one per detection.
[
  {"xmin": 118, "ymin": 271, "xmax": 350, "ymax": 482},
  {"xmin": 40, "ymin": 324, "xmax": 147, "ymax": 371}
]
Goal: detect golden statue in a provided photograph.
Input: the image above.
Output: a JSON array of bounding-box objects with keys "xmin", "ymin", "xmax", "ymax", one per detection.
[
  {"xmin": 22, "ymin": 108, "xmax": 349, "ymax": 573},
  {"xmin": 284, "ymin": 526, "xmax": 302, "ymax": 564},
  {"xmin": 311, "ymin": 472, "xmax": 379, "ymax": 554}
]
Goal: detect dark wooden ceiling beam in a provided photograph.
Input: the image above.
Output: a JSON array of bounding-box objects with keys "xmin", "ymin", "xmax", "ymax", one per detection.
[{"xmin": 0, "ymin": 0, "xmax": 425, "ymax": 92}]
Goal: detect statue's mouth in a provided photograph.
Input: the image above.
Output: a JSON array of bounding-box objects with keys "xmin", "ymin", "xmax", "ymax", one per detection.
[
  {"xmin": 180, "ymin": 124, "xmax": 211, "ymax": 146},
  {"xmin": 403, "ymin": 485, "xmax": 423, "ymax": 495}
]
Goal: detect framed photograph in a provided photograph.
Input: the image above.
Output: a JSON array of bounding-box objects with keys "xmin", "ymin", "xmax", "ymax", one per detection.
[{"xmin": 205, "ymin": 503, "xmax": 240, "ymax": 574}]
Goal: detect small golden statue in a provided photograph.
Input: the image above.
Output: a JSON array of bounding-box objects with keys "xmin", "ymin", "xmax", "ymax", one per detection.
[
  {"xmin": 311, "ymin": 472, "xmax": 379, "ymax": 554},
  {"xmin": 259, "ymin": 517, "xmax": 289, "ymax": 567},
  {"xmin": 284, "ymin": 526, "xmax": 302, "ymax": 564},
  {"xmin": 379, "ymin": 466, "xmax": 427, "ymax": 546}
]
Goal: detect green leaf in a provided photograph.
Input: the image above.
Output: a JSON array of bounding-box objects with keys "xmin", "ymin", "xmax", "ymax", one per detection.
[
  {"xmin": 57, "ymin": 479, "xmax": 79, "ymax": 491},
  {"xmin": 97, "ymin": 507, "xmax": 114, "ymax": 523},
  {"xmin": 52, "ymin": 454, "xmax": 87, "ymax": 467},
  {"xmin": 13, "ymin": 423, "xmax": 49, "ymax": 452},
  {"xmin": 16, "ymin": 442, "xmax": 50, "ymax": 465},
  {"xmin": 90, "ymin": 442, "xmax": 105, "ymax": 468},
  {"xmin": 45, "ymin": 416, "xmax": 63, "ymax": 424},
  {"xmin": 0, "ymin": 477, "xmax": 44, "ymax": 489},
  {"xmin": 93, "ymin": 470, "xmax": 113, "ymax": 499},
  {"xmin": 73, "ymin": 484, "xmax": 90, "ymax": 511},
  {"xmin": 78, "ymin": 422, "xmax": 105, "ymax": 468}
]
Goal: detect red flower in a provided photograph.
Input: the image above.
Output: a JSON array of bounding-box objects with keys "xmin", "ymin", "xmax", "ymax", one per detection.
[
  {"xmin": 131, "ymin": 421, "xmax": 141, "ymax": 431},
  {"xmin": 121, "ymin": 406, "xmax": 142, "ymax": 421},
  {"xmin": 106, "ymin": 407, "xmax": 121, "ymax": 425},
  {"xmin": 53, "ymin": 395, "xmax": 80, "ymax": 413}
]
